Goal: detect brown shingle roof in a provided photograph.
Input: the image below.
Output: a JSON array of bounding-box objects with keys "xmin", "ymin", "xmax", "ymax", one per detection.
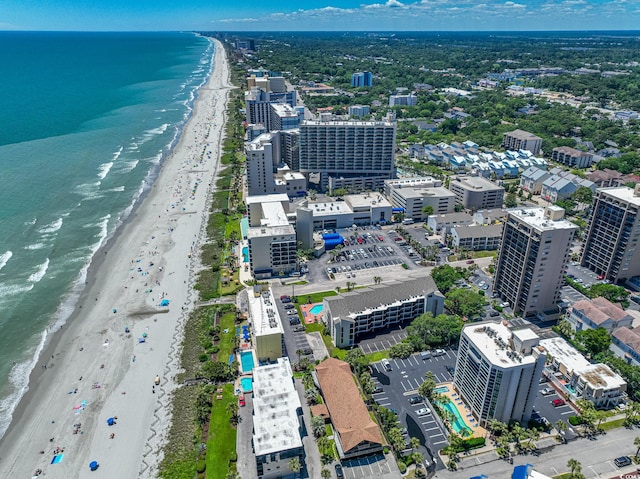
[
  {"xmin": 310, "ymin": 404, "xmax": 329, "ymax": 420},
  {"xmin": 572, "ymin": 297, "xmax": 629, "ymax": 326},
  {"xmin": 315, "ymin": 358, "xmax": 383, "ymax": 452},
  {"xmin": 613, "ymin": 327, "xmax": 640, "ymax": 354}
]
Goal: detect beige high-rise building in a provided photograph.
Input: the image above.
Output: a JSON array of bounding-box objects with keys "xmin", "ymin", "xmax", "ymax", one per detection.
[
  {"xmin": 502, "ymin": 129, "xmax": 543, "ymax": 155},
  {"xmin": 493, "ymin": 206, "xmax": 577, "ymax": 317}
]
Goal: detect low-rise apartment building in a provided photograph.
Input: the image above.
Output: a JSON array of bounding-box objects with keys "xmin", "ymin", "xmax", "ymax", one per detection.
[
  {"xmin": 448, "ymin": 175, "xmax": 505, "ymax": 211},
  {"xmin": 427, "ymin": 211, "xmax": 474, "ymax": 236},
  {"xmin": 451, "ymin": 224, "xmax": 503, "ymax": 251},
  {"xmin": 611, "ymin": 327, "xmax": 640, "ymax": 367},
  {"xmin": 540, "ymin": 337, "xmax": 627, "ymax": 408},
  {"xmin": 325, "ymin": 276, "xmax": 444, "ymax": 348},
  {"xmin": 566, "ymin": 297, "xmax": 633, "ymax": 333},
  {"xmin": 552, "ymin": 146, "xmax": 594, "ymax": 169}
]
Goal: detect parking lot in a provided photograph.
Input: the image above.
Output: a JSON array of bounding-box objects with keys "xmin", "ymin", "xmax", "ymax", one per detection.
[
  {"xmin": 358, "ymin": 328, "xmax": 408, "ymax": 354},
  {"xmin": 340, "ymin": 453, "xmax": 395, "ymax": 479},
  {"xmin": 274, "ymin": 296, "xmax": 315, "ymax": 362},
  {"xmin": 532, "ymin": 375, "xmax": 579, "ymax": 441},
  {"xmin": 369, "ymin": 350, "xmax": 458, "ymax": 471}
]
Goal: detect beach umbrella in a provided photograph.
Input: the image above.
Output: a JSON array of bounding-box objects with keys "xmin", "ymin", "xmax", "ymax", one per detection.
[
  {"xmin": 138, "ymin": 337, "xmax": 146, "ymax": 343},
  {"xmin": 142, "ymin": 332, "xmax": 147, "ymax": 338},
  {"xmin": 107, "ymin": 417, "xmax": 115, "ymax": 426},
  {"xmin": 89, "ymin": 461, "xmax": 99, "ymax": 471}
]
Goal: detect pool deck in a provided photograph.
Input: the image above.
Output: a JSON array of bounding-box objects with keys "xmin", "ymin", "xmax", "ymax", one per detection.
[
  {"xmin": 437, "ymin": 382, "xmax": 486, "ymax": 439},
  {"xmin": 299, "ymin": 302, "xmax": 324, "ymax": 325}
]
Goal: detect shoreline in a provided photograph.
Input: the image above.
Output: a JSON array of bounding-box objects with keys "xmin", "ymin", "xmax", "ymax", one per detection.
[{"xmin": 0, "ymin": 37, "xmax": 232, "ymax": 478}]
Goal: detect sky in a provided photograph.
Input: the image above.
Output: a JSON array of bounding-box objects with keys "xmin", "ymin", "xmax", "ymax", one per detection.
[{"xmin": 1, "ymin": 0, "xmax": 640, "ymax": 32}]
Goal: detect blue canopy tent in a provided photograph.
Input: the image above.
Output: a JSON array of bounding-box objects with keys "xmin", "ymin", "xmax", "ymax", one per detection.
[
  {"xmin": 159, "ymin": 299, "xmax": 170, "ymax": 307},
  {"xmin": 107, "ymin": 417, "xmax": 115, "ymax": 426},
  {"xmin": 89, "ymin": 461, "xmax": 99, "ymax": 471}
]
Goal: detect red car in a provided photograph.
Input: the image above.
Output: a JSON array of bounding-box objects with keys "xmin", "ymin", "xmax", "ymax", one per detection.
[
  {"xmin": 239, "ymin": 394, "xmax": 246, "ymax": 407},
  {"xmin": 466, "ymin": 260, "xmax": 475, "ymax": 264},
  {"xmin": 378, "ymin": 235, "xmax": 384, "ymax": 241},
  {"xmin": 597, "ymin": 274, "xmax": 605, "ymax": 280},
  {"xmin": 552, "ymin": 398, "xmax": 565, "ymax": 407}
]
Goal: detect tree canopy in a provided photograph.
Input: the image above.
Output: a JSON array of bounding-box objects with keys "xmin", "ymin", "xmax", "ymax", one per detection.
[{"xmin": 406, "ymin": 312, "xmax": 464, "ymax": 350}]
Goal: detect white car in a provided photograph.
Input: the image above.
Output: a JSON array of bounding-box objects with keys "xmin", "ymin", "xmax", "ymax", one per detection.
[{"xmin": 416, "ymin": 408, "xmax": 431, "ymax": 416}]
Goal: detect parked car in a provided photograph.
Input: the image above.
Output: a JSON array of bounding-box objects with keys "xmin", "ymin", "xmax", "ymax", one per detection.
[
  {"xmin": 238, "ymin": 393, "xmax": 245, "ymax": 407},
  {"xmin": 466, "ymin": 259, "xmax": 475, "ymax": 264},
  {"xmin": 293, "ymin": 325, "xmax": 306, "ymax": 332},
  {"xmin": 541, "ymin": 388, "xmax": 555, "ymax": 396},
  {"xmin": 335, "ymin": 464, "xmax": 344, "ymax": 478},
  {"xmin": 409, "ymin": 396, "xmax": 422, "ymax": 405},
  {"xmin": 489, "ymin": 310, "xmax": 500, "ymax": 317},
  {"xmin": 381, "ymin": 359, "xmax": 392, "ymax": 371},
  {"xmin": 416, "ymin": 407, "xmax": 431, "ymax": 416},
  {"xmin": 284, "ymin": 304, "xmax": 295, "ymax": 310},
  {"xmin": 614, "ymin": 456, "xmax": 632, "ymax": 468},
  {"xmin": 373, "ymin": 385, "xmax": 384, "ymax": 394},
  {"xmin": 280, "ymin": 295, "xmax": 290, "ymax": 300},
  {"xmin": 433, "ymin": 349, "xmax": 446, "ymax": 357},
  {"xmin": 552, "ymin": 398, "xmax": 565, "ymax": 407}
]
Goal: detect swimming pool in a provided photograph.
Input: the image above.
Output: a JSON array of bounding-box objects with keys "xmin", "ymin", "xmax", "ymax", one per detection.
[
  {"xmin": 435, "ymin": 385, "xmax": 449, "ymax": 393},
  {"xmin": 309, "ymin": 304, "xmax": 324, "ymax": 315},
  {"xmin": 440, "ymin": 399, "xmax": 473, "ymax": 436},
  {"xmin": 242, "ymin": 246, "xmax": 249, "ymax": 263},
  {"xmin": 240, "ymin": 351, "xmax": 255, "ymax": 373},
  {"xmin": 240, "ymin": 377, "xmax": 253, "ymax": 392}
]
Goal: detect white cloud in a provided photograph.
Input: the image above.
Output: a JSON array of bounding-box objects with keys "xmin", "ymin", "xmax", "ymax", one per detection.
[{"xmin": 364, "ymin": 0, "xmax": 407, "ymax": 9}]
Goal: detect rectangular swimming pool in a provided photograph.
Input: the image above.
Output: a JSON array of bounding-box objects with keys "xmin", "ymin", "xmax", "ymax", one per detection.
[
  {"xmin": 240, "ymin": 350, "xmax": 255, "ymax": 373},
  {"xmin": 309, "ymin": 304, "xmax": 324, "ymax": 315},
  {"xmin": 240, "ymin": 377, "xmax": 253, "ymax": 392}
]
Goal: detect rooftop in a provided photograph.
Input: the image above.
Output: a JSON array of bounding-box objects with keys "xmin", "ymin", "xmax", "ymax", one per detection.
[
  {"xmin": 429, "ymin": 211, "xmax": 474, "ymax": 223},
  {"xmin": 397, "ymin": 186, "xmax": 455, "ymax": 200},
  {"xmin": 598, "ymin": 186, "xmax": 640, "ymax": 207},
  {"xmin": 307, "ymin": 201, "xmax": 352, "ymax": 217},
  {"xmin": 463, "ymin": 322, "xmax": 539, "ymax": 367},
  {"xmin": 450, "ymin": 175, "xmax": 504, "ymax": 192},
  {"xmin": 302, "ymin": 119, "xmax": 394, "ymax": 127},
  {"xmin": 315, "ymin": 358, "xmax": 383, "ymax": 452},
  {"xmin": 504, "ymin": 129, "xmax": 542, "ymax": 141},
  {"xmin": 571, "ymin": 297, "xmax": 630, "ymax": 326},
  {"xmin": 324, "ymin": 276, "xmax": 440, "ymax": 320},
  {"xmin": 344, "ymin": 193, "xmax": 392, "ymax": 209},
  {"xmin": 248, "ymin": 287, "xmax": 284, "ymax": 338},
  {"xmin": 452, "ymin": 224, "xmax": 503, "ymax": 239},
  {"xmin": 508, "ymin": 207, "xmax": 578, "ymax": 231},
  {"xmin": 252, "ymin": 358, "xmax": 302, "ymax": 456},
  {"xmin": 540, "ymin": 337, "xmax": 626, "ymax": 390},
  {"xmin": 613, "ymin": 327, "xmax": 640, "ymax": 354},
  {"xmin": 385, "ymin": 176, "xmax": 441, "ymax": 188}
]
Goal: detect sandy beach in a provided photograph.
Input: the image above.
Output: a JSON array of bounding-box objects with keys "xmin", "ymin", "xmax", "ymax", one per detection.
[{"xmin": 0, "ymin": 37, "xmax": 231, "ymax": 479}]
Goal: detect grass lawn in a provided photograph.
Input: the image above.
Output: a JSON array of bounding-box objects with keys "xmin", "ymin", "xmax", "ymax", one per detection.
[
  {"xmin": 217, "ymin": 310, "xmax": 237, "ymax": 360},
  {"xmin": 305, "ymin": 322, "xmax": 324, "ymax": 333},
  {"xmin": 205, "ymin": 383, "xmax": 237, "ymax": 478},
  {"xmin": 365, "ymin": 351, "xmax": 389, "ymax": 363},
  {"xmin": 600, "ymin": 417, "xmax": 625, "ymax": 431},
  {"xmin": 295, "ymin": 290, "xmax": 337, "ymax": 304}
]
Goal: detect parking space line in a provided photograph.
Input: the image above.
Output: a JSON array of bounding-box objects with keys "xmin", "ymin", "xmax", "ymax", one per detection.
[
  {"xmin": 425, "ymin": 426, "xmax": 440, "ymax": 431},
  {"xmin": 561, "ymin": 410, "xmax": 574, "ymax": 415},
  {"xmin": 433, "ymin": 440, "xmax": 448, "ymax": 445}
]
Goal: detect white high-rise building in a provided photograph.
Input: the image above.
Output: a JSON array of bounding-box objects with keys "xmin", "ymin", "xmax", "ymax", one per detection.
[
  {"xmin": 246, "ymin": 134, "xmax": 277, "ymax": 197},
  {"xmin": 493, "ymin": 206, "xmax": 577, "ymax": 317},
  {"xmin": 454, "ymin": 322, "xmax": 546, "ymax": 426}
]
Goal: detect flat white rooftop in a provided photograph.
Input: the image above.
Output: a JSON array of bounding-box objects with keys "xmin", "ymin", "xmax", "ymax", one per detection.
[
  {"xmin": 463, "ymin": 322, "xmax": 537, "ymax": 367},
  {"xmin": 248, "ymin": 288, "xmax": 284, "ymax": 338},
  {"xmin": 509, "ymin": 207, "xmax": 578, "ymax": 231},
  {"xmin": 260, "ymin": 201, "xmax": 290, "ymax": 227},
  {"xmin": 385, "ymin": 176, "xmax": 441, "ymax": 187},
  {"xmin": 600, "ymin": 186, "xmax": 640, "ymax": 207},
  {"xmin": 345, "ymin": 193, "xmax": 392, "ymax": 209},
  {"xmin": 308, "ymin": 201, "xmax": 352, "ymax": 216},
  {"xmin": 246, "ymin": 193, "xmax": 289, "ymax": 205},
  {"xmin": 540, "ymin": 337, "xmax": 626, "ymax": 390},
  {"xmin": 247, "ymin": 224, "xmax": 295, "ymax": 238},
  {"xmin": 252, "ymin": 358, "xmax": 302, "ymax": 456}
]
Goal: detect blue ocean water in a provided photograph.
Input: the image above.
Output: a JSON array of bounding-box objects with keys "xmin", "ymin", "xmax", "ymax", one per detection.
[{"xmin": 0, "ymin": 31, "xmax": 213, "ymax": 438}]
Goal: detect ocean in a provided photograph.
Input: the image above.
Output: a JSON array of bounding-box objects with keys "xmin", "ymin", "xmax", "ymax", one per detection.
[{"xmin": 0, "ymin": 31, "xmax": 213, "ymax": 439}]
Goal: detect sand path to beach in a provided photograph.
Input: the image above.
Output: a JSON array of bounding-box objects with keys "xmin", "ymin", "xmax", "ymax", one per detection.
[{"xmin": 0, "ymin": 37, "xmax": 231, "ymax": 479}]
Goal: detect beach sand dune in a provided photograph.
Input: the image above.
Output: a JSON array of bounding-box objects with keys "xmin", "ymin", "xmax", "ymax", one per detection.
[{"xmin": 0, "ymin": 38, "xmax": 231, "ymax": 479}]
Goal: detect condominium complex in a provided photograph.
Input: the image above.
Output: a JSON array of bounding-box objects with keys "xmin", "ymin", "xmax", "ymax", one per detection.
[
  {"xmin": 551, "ymin": 146, "xmax": 594, "ymax": 169},
  {"xmin": 454, "ymin": 322, "xmax": 546, "ymax": 426},
  {"xmin": 581, "ymin": 186, "xmax": 640, "ymax": 284},
  {"xmin": 252, "ymin": 358, "xmax": 304, "ymax": 479},
  {"xmin": 299, "ymin": 117, "xmax": 396, "ymax": 193},
  {"xmin": 502, "ymin": 129, "xmax": 543, "ymax": 155},
  {"xmin": 448, "ymin": 175, "xmax": 505, "ymax": 211},
  {"xmin": 246, "ymin": 194, "xmax": 297, "ymax": 278},
  {"xmin": 450, "ymin": 224, "xmax": 503, "ymax": 251},
  {"xmin": 324, "ymin": 276, "xmax": 444, "ymax": 348},
  {"xmin": 348, "ymin": 104, "xmax": 370, "ymax": 117},
  {"xmin": 244, "ymin": 87, "xmax": 297, "ymax": 131},
  {"xmin": 248, "ymin": 286, "xmax": 285, "ymax": 362},
  {"xmin": 389, "ymin": 93, "xmax": 417, "ymax": 106},
  {"xmin": 493, "ymin": 206, "xmax": 577, "ymax": 317}
]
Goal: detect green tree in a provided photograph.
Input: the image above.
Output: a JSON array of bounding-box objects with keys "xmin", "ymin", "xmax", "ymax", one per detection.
[
  {"xmin": 634, "ymin": 436, "xmax": 640, "ymax": 457},
  {"xmin": 388, "ymin": 426, "xmax": 406, "ymax": 452},
  {"xmin": 567, "ymin": 458, "xmax": 582, "ymax": 476},
  {"xmin": 321, "ymin": 468, "xmax": 331, "ymax": 479},
  {"xmin": 418, "ymin": 371, "xmax": 437, "ymax": 400},
  {"xmin": 421, "ymin": 205, "xmax": 434, "ymax": 217},
  {"xmin": 288, "ymin": 457, "xmax": 302, "ymax": 475},
  {"xmin": 359, "ymin": 371, "xmax": 376, "ymax": 395},
  {"xmin": 345, "ymin": 348, "xmax": 370, "ymax": 375},
  {"xmin": 226, "ymin": 401, "xmax": 239, "ymax": 426},
  {"xmin": 589, "ymin": 284, "xmax": 630, "ymax": 306},
  {"xmin": 389, "ymin": 342, "xmax": 415, "ymax": 359},
  {"xmin": 576, "ymin": 327, "xmax": 611, "ymax": 356},
  {"xmin": 406, "ymin": 312, "xmax": 464, "ymax": 350},
  {"xmin": 445, "ymin": 288, "xmax": 487, "ymax": 318},
  {"xmin": 572, "ymin": 186, "xmax": 594, "ymax": 205},
  {"xmin": 505, "ymin": 192, "xmax": 518, "ymax": 208},
  {"xmin": 431, "ymin": 264, "xmax": 464, "ymax": 293},
  {"xmin": 311, "ymin": 415, "xmax": 326, "ymax": 438}
]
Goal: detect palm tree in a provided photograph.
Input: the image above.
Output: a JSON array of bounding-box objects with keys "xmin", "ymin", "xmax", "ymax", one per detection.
[
  {"xmin": 317, "ymin": 435, "xmax": 331, "ymax": 455},
  {"xmin": 311, "ymin": 415, "xmax": 326, "ymax": 438},
  {"xmin": 288, "ymin": 457, "xmax": 302, "ymax": 476},
  {"xmin": 634, "ymin": 436, "xmax": 640, "ymax": 458},
  {"xmin": 320, "ymin": 468, "xmax": 331, "ymax": 479},
  {"xmin": 226, "ymin": 401, "xmax": 239, "ymax": 426},
  {"xmin": 410, "ymin": 436, "xmax": 421, "ymax": 451},
  {"xmin": 373, "ymin": 276, "xmax": 382, "ymax": 285},
  {"xmin": 567, "ymin": 458, "xmax": 581, "ymax": 476}
]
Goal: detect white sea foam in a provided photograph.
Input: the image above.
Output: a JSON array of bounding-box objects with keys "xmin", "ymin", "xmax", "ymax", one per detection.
[
  {"xmin": 0, "ymin": 330, "xmax": 46, "ymax": 440},
  {"xmin": 24, "ymin": 243, "xmax": 46, "ymax": 251},
  {"xmin": 0, "ymin": 251, "xmax": 12, "ymax": 272},
  {"xmin": 28, "ymin": 258, "xmax": 49, "ymax": 283},
  {"xmin": 0, "ymin": 283, "xmax": 34, "ymax": 296},
  {"xmin": 23, "ymin": 218, "xmax": 37, "ymax": 226},
  {"xmin": 143, "ymin": 123, "xmax": 169, "ymax": 138},
  {"xmin": 97, "ymin": 161, "xmax": 113, "ymax": 180},
  {"xmin": 119, "ymin": 160, "xmax": 139, "ymax": 173},
  {"xmin": 106, "ymin": 186, "xmax": 125, "ymax": 192},
  {"xmin": 112, "ymin": 146, "xmax": 123, "ymax": 161},
  {"xmin": 76, "ymin": 181, "xmax": 102, "ymax": 199},
  {"xmin": 38, "ymin": 217, "xmax": 63, "ymax": 234}
]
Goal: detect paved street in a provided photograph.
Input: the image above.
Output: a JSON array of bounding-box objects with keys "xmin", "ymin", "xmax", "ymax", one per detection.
[{"xmin": 433, "ymin": 425, "xmax": 640, "ymax": 479}]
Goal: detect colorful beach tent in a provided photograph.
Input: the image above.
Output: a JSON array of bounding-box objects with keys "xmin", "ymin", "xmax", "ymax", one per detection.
[
  {"xmin": 107, "ymin": 417, "xmax": 115, "ymax": 426},
  {"xmin": 51, "ymin": 454, "xmax": 64, "ymax": 464},
  {"xmin": 89, "ymin": 461, "xmax": 99, "ymax": 471},
  {"xmin": 159, "ymin": 299, "xmax": 170, "ymax": 307}
]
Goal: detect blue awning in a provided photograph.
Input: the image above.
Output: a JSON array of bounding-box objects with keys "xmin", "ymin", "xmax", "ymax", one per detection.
[
  {"xmin": 392, "ymin": 207, "xmax": 405, "ymax": 212},
  {"xmin": 512, "ymin": 464, "xmax": 532, "ymax": 479}
]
